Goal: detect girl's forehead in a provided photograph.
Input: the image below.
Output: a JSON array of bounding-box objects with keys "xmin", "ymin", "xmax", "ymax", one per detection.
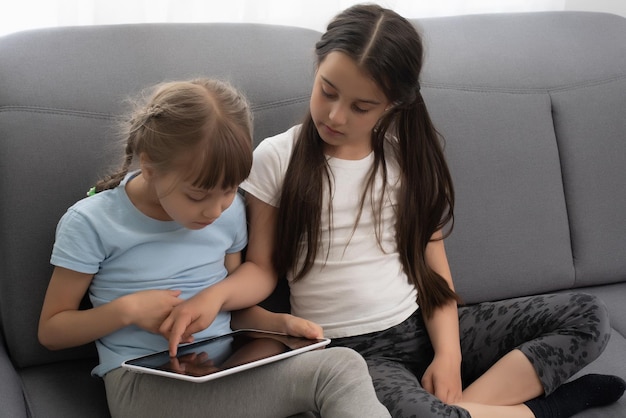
[
  {"xmin": 318, "ymin": 51, "xmax": 387, "ymax": 104},
  {"xmin": 177, "ymin": 142, "xmax": 248, "ymax": 190}
]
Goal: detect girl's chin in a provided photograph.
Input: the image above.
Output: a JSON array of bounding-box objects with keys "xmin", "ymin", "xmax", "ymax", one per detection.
[{"xmin": 188, "ymin": 222, "xmax": 211, "ymax": 229}]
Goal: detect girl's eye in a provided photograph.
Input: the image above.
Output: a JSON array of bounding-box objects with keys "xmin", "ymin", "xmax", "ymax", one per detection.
[
  {"xmin": 321, "ymin": 84, "xmax": 369, "ymax": 113},
  {"xmin": 321, "ymin": 87, "xmax": 335, "ymax": 98},
  {"xmin": 187, "ymin": 194, "xmax": 205, "ymax": 202}
]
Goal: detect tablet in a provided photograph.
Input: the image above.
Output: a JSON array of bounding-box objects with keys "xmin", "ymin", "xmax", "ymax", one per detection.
[{"xmin": 121, "ymin": 329, "xmax": 331, "ymax": 383}]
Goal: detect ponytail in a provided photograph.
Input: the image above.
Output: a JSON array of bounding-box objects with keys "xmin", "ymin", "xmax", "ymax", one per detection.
[
  {"xmin": 92, "ymin": 135, "xmax": 136, "ymax": 194},
  {"xmin": 394, "ymin": 91, "xmax": 461, "ymax": 317},
  {"xmin": 90, "ymin": 102, "xmax": 154, "ymax": 194}
]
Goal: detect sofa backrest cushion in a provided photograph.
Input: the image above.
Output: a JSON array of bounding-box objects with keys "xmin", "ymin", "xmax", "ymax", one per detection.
[{"xmin": 416, "ymin": 12, "xmax": 626, "ymax": 303}]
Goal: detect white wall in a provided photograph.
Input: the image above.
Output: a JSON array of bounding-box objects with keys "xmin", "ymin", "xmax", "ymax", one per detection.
[
  {"xmin": 565, "ymin": 0, "xmax": 626, "ymax": 17},
  {"xmin": 1, "ymin": 0, "xmax": 624, "ymax": 38}
]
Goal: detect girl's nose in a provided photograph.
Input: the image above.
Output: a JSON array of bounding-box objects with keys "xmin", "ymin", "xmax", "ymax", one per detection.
[
  {"xmin": 329, "ymin": 102, "xmax": 347, "ymax": 125},
  {"xmin": 202, "ymin": 202, "xmax": 222, "ymax": 220}
]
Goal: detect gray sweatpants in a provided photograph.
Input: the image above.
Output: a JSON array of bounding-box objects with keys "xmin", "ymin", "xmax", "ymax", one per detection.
[
  {"xmin": 104, "ymin": 346, "xmax": 391, "ymax": 418},
  {"xmin": 330, "ymin": 292, "xmax": 611, "ymax": 418}
]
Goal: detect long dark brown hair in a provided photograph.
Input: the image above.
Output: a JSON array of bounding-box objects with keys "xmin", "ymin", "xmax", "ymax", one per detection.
[{"xmin": 274, "ymin": 4, "xmax": 460, "ymax": 317}]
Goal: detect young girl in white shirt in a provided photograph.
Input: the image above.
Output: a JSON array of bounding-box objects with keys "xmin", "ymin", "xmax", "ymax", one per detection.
[{"xmin": 237, "ymin": 4, "xmax": 625, "ymax": 418}]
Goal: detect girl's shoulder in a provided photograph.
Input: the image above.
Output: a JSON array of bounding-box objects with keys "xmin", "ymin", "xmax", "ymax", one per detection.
[
  {"xmin": 55, "ymin": 188, "xmax": 124, "ymax": 247},
  {"xmin": 66, "ymin": 187, "xmax": 119, "ymax": 217},
  {"xmin": 225, "ymin": 192, "xmax": 246, "ymax": 217},
  {"xmin": 68, "ymin": 170, "xmax": 138, "ymax": 216},
  {"xmin": 255, "ymin": 125, "xmax": 301, "ymax": 155},
  {"xmin": 212, "ymin": 192, "xmax": 247, "ymax": 245},
  {"xmin": 242, "ymin": 125, "xmax": 301, "ymax": 206},
  {"xmin": 250, "ymin": 125, "xmax": 301, "ymax": 174}
]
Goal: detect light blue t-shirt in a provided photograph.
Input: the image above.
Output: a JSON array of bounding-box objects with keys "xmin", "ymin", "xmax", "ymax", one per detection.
[{"xmin": 50, "ymin": 172, "xmax": 247, "ymax": 376}]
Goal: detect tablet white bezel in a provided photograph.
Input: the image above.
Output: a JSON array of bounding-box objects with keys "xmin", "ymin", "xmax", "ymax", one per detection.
[{"xmin": 121, "ymin": 329, "xmax": 331, "ymax": 383}]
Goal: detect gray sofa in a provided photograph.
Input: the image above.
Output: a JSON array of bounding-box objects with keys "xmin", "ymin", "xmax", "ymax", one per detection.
[{"xmin": 1, "ymin": 11, "xmax": 625, "ymax": 418}]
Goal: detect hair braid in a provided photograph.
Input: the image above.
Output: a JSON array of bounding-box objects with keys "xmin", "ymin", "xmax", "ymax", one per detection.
[{"xmin": 93, "ymin": 134, "xmax": 136, "ymax": 193}]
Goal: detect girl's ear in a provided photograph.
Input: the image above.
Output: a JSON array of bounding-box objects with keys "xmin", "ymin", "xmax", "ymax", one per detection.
[{"xmin": 139, "ymin": 153, "xmax": 155, "ymax": 180}]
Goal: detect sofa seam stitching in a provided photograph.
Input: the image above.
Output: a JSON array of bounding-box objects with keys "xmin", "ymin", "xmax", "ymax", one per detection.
[
  {"xmin": 0, "ymin": 106, "xmax": 115, "ymax": 120},
  {"xmin": 548, "ymin": 91, "xmax": 578, "ymax": 289},
  {"xmin": 421, "ymin": 73, "xmax": 626, "ymax": 94},
  {"xmin": 0, "ymin": 97, "xmax": 311, "ymax": 116},
  {"xmin": 251, "ymin": 96, "xmax": 310, "ymax": 111}
]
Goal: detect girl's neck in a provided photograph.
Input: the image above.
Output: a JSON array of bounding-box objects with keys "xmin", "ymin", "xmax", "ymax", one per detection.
[
  {"xmin": 323, "ymin": 142, "xmax": 372, "ymax": 160},
  {"xmin": 125, "ymin": 173, "xmax": 172, "ymax": 221}
]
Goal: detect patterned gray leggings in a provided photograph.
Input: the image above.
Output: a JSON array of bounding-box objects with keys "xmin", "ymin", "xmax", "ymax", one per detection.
[{"xmin": 330, "ymin": 292, "xmax": 611, "ymax": 418}]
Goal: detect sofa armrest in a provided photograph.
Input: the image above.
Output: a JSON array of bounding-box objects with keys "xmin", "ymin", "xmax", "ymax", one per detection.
[{"xmin": 0, "ymin": 332, "xmax": 28, "ymax": 418}]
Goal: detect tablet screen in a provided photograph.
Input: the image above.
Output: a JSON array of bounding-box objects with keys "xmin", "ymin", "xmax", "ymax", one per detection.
[{"xmin": 122, "ymin": 329, "xmax": 330, "ymax": 382}]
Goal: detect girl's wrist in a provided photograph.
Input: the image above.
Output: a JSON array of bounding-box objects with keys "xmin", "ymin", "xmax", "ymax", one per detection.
[
  {"xmin": 117, "ymin": 294, "xmax": 141, "ymax": 327},
  {"xmin": 280, "ymin": 313, "xmax": 295, "ymax": 334},
  {"xmin": 260, "ymin": 312, "xmax": 292, "ymax": 334},
  {"xmin": 433, "ymin": 349, "xmax": 462, "ymax": 364},
  {"xmin": 196, "ymin": 284, "xmax": 228, "ymax": 310}
]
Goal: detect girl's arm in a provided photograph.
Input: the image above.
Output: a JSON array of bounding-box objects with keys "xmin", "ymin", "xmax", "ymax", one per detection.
[
  {"xmin": 420, "ymin": 233, "xmax": 463, "ymax": 404},
  {"xmin": 203, "ymin": 192, "xmax": 279, "ymax": 312},
  {"xmin": 231, "ymin": 195, "xmax": 324, "ymax": 339},
  {"xmin": 38, "ymin": 266, "xmax": 183, "ymax": 350},
  {"xmin": 160, "ymin": 194, "xmax": 281, "ymax": 355},
  {"xmin": 230, "ymin": 305, "xmax": 285, "ymax": 331}
]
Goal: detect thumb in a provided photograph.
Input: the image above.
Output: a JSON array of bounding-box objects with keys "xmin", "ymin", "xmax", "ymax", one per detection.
[
  {"xmin": 169, "ymin": 289, "xmax": 183, "ymax": 301},
  {"xmin": 421, "ymin": 373, "xmax": 435, "ymax": 395},
  {"xmin": 300, "ymin": 321, "xmax": 324, "ymax": 339}
]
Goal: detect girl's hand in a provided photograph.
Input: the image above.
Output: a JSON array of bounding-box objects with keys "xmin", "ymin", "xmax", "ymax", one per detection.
[
  {"xmin": 123, "ymin": 289, "xmax": 184, "ymax": 334},
  {"xmin": 421, "ymin": 353, "xmax": 463, "ymax": 404},
  {"xmin": 283, "ymin": 314, "xmax": 324, "ymax": 340},
  {"xmin": 159, "ymin": 292, "xmax": 222, "ymax": 356}
]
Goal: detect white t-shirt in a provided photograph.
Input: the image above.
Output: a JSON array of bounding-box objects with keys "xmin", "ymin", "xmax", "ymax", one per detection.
[{"xmin": 241, "ymin": 125, "xmax": 418, "ymax": 338}]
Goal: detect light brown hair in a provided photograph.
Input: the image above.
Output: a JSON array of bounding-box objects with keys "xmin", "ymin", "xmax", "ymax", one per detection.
[{"xmin": 94, "ymin": 78, "xmax": 253, "ymax": 193}]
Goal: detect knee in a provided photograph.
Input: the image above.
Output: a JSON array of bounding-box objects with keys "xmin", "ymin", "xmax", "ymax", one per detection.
[
  {"xmin": 325, "ymin": 346, "xmax": 368, "ymax": 367},
  {"xmin": 318, "ymin": 347, "xmax": 370, "ymax": 377},
  {"xmin": 568, "ymin": 293, "xmax": 611, "ymax": 357}
]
